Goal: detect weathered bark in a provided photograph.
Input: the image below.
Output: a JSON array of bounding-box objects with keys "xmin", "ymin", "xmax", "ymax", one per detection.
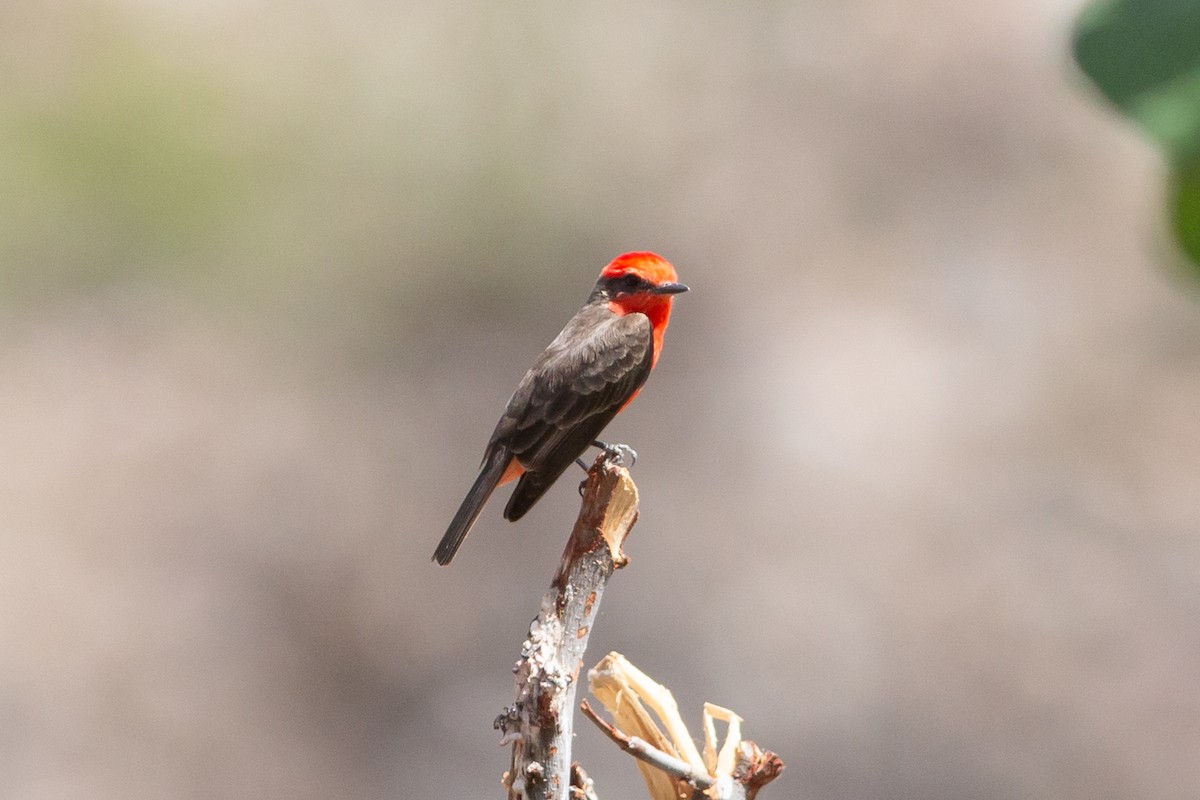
[{"xmin": 497, "ymin": 451, "xmax": 639, "ymax": 800}]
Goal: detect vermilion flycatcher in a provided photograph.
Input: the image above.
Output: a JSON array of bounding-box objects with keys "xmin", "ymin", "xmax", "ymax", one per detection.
[{"xmin": 433, "ymin": 252, "xmax": 688, "ymax": 565}]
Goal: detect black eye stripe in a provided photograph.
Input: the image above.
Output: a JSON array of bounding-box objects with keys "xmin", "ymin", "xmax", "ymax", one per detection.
[
  {"xmin": 599, "ymin": 273, "xmax": 657, "ymax": 297},
  {"xmin": 605, "ymin": 274, "xmax": 648, "ymax": 292}
]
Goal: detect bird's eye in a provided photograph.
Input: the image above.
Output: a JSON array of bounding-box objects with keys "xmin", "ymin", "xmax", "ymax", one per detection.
[{"xmin": 621, "ymin": 274, "xmax": 641, "ymax": 290}]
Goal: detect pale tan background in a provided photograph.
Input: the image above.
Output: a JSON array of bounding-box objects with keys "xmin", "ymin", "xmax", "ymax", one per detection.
[{"xmin": 2, "ymin": 1, "xmax": 1198, "ymax": 798}]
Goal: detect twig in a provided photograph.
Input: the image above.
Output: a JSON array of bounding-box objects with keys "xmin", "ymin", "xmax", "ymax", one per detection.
[
  {"xmin": 568, "ymin": 764, "xmax": 599, "ymax": 800},
  {"xmin": 496, "ymin": 451, "xmax": 639, "ymax": 800},
  {"xmin": 580, "ymin": 700, "xmax": 715, "ymax": 790}
]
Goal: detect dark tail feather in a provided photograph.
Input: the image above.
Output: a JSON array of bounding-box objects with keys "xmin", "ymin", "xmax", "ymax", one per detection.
[
  {"xmin": 433, "ymin": 447, "xmax": 512, "ymax": 565},
  {"xmin": 503, "ymin": 471, "xmax": 552, "ymax": 522},
  {"xmin": 504, "ymin": 461, "xmax": 573, "ymax": 522}
]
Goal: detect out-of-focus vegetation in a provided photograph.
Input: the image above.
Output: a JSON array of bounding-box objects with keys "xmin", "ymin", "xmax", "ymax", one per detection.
[
  {"xmin": 1074, "ymin": 0, "xmax": 1200, "ymax": 274},
  {"xmin": 1, "ymin": 22, "xmax": 265, "ymax": 295}
]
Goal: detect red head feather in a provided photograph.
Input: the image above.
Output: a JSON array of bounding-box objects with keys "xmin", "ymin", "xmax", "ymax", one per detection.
[
  {"xmin": 600, "ymin": 251, "xmax": 680, "ymax": 286},
  {"xmin": 597, "ymin": 251, "xmax": 685, "ymax": 367}
]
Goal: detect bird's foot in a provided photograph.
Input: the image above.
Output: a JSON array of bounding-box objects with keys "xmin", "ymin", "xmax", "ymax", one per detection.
[
  {"xmin": 592, "ymin": 439, "xmax": 637, "ymax": 467},
  {"xmin": 576, "ymin": 457, "xmax": 590, "ymax": 495},
  {"xmin": 577, "ymin": 443, "xmax": 636, "ymax": 493}
]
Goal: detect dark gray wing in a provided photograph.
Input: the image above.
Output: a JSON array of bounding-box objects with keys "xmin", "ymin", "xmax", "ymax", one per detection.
[{"xmin": 487, "ymin": 304, "xmax": 654, "ymax": 521}]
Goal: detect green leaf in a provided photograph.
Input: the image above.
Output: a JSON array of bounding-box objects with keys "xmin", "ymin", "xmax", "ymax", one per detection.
[
  {"xmin": 1073, "ymin": 0, "xmax": 1200, "ymax": 276},
  {"xmin": 1173, "ymin": 159, "xmax": 1200, "ymax": 266}
]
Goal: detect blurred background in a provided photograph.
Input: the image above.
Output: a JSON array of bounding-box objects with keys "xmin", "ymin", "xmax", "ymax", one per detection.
[{"xmin": 2, "ymin": 1, "xmax": 1198, "ymax": 798}]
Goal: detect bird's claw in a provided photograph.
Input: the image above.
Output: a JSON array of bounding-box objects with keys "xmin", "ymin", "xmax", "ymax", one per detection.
[
  {"xmin": 576, "ymin": 443, "xmax": 636, "ymax": 495},
  {"xmin": 576, "ymin": 457, "xmax": 591, "ymax": 495},
  {"xmin": 592, "ymin": 439, "xmax": 637, "ymax": 467}
]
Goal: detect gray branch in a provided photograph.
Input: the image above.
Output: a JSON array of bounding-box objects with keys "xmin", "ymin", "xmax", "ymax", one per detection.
[{"xmin": 496, "ymin": 451, "xmax": 639, "ymax": 800}]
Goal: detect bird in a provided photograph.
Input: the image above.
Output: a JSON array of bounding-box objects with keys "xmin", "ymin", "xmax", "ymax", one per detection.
[{"xmin": 433, "ymin": 251, "xmax": 688, "ymax": 565}]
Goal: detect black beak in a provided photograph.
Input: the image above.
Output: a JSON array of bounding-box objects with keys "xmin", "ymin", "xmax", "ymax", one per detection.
[{"xmin": 653, "ymin": 282, "xmax": 690, "ymax": 295}]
